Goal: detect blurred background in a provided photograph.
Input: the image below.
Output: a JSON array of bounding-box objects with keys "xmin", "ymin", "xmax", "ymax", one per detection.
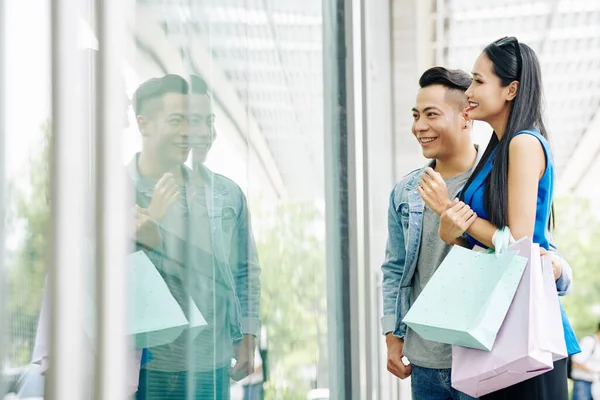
[{"xmin": 1, "ymin": 0, "xmax": 599, "ymax": 399}]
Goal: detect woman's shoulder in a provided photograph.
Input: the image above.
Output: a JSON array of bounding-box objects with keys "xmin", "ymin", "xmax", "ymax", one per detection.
[{"xmin": 512, "ymin": 129, "xmax": 551, "ymax": 148}]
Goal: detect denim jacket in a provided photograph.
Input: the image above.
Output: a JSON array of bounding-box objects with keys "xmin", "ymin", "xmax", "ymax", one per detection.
[
  {"xmin": 127, "ymin": 156, "xmax": 261, "ymax": 342},
  {"xmin": 381, "ymin": 160, "xmax": 573, "ymax": 339}
]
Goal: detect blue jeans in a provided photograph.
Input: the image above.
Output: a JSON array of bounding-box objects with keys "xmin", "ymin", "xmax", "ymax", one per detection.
[
  {"xmin": 243, "ymin": 383, "xmax": 264, "ymax": 400},
  {"xmin": 411, "ymin": 364, "xmax": 478, "ymax": 400},
  {"xmin": 136, "ymin": 368, "xmax": 230, "ymax": 400},
  {"xmin": 572, "ymin": 380, "xmax": 592, "ymax": 400}
]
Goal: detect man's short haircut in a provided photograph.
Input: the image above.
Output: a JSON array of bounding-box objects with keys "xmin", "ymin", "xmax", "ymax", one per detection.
[
  {"xmin": 418, "ymin": 66, "xmax": 472, "ymax": 109},
  {"xmin": 190, "ymin": 74, "xmax": 210, "ymax": 96},
  {"xmin": 132, "ymin": 74, "xmax": 189, "ymax": 117}
]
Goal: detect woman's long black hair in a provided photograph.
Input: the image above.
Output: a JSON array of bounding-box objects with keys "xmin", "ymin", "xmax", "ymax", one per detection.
[{"xmin": 459, "ymin": 37, "xmax": 555, "ymax": 230}]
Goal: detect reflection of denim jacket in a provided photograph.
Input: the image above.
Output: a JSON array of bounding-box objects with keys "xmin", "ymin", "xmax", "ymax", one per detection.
[
  {"xmin": 127, "ymin": 156, "xmax": 261, "ymax": 342},
  {"xmin": 381, "ymin": 163, "xmax": 573, "ymax": 339}
]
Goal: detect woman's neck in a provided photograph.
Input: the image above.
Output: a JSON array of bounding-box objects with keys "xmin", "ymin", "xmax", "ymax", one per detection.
[{"xmin": 489, "ymin": 106, "xmax": 511, "ymax": 140}]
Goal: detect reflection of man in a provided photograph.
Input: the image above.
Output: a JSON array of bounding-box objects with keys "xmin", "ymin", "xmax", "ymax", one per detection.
[
  {"xmin": 129, "ymin": 74, "xmax": 261, "ymax": 399},
  {"xmin": 188, "ymin": 74, "xmax": 261, "ymax": 385},
  {"xmin": 570, "ymin": 323, "xmax": 600, "ymax": 400}
]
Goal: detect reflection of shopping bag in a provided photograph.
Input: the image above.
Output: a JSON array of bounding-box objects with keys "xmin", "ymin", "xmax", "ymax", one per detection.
[
  {"xmin": 402, "ymin": 243, "xmax": 528, "ymax": 351},
  {"xmin": 85, "ymin": 251, "xmax": 208, "ymax": 349},
  {"xmin": 451, "ymin": 240, "xmax": 567, "ymax": 397},
  {"xmin": 128, "ymin": 251, "xmax": 191, "ymax": 349},
  {"xmin": 188, "ymin": 296, "xmax": 208, "ymax": 339}
]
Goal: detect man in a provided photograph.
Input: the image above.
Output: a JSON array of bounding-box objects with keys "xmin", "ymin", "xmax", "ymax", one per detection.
[
  {"xmin": 570, "ymin": 323, "xmax": 600, "ymax": 400},
  {"xmin": 130, "ymin": 74, "xmax": 260, "ymax": 399},
  {"xmin": 381, "ymin": 67, "xmax": 572, "ymax": 400}
]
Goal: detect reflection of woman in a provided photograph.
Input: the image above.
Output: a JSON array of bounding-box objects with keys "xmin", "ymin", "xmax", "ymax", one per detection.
[{"xmin": 420, "ymin": 37, "xmax": 580, "ymax": 399}]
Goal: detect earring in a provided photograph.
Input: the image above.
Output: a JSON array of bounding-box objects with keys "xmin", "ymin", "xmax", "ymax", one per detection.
[{"xmin": 464, "ymin": 125, "xmax": 468, "ymax": 128}]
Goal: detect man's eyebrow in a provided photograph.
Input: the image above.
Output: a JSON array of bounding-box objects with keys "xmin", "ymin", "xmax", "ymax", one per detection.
[
  {"xmin": 166, "ymin": 112, "xmax": 185, "ymax": 118},
  {"xmin": 412, "ymin": 106, "xmax": 442, "ymax": 113}
]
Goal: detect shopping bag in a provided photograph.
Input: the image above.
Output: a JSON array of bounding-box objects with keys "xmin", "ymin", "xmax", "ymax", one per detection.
[
  {"xmin": 540, "ymin": 256, "xmax": 568, "ymax": 362},
  {"xmin": 451, "ymin": 240, "xmax": 567, "ymax": 397},
  {"xmin": 188, "ymin": 296, "xmax": 208, "ymax": 339},
  {"xmin": 127, "ymin": 251, "xmax": 192, "ymax": 349},
  {"xmin": 402, "ymin": 242, "xmax": 528, "ymax": 351}
]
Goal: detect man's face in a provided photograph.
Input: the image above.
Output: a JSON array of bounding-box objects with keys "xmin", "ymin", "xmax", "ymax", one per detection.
[
  {"xmin": 411, "ymin": 85, "xmax": 468, "ymax": 161},
  {"xmin": 140, "ymin": 92, "xmax": 191, "ymax": 167},
  {"xmin": 189, "ymin": 93, "xmax": 216, "ymax": 167}
]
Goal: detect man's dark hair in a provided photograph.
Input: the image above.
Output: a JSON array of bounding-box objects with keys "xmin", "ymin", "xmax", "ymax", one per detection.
[
  {"xmin": 132, "ymin": 74, "xmax": 189, "ymax": 116},
  {"xmin": 419, "ymin": 66, "xmax": 472, "ymax": 92},
  {"xmin": 190, "ymin": 74, "xmax": 210, "ymax": 96},
  {"xmin": 418, "ymin": 67, "xmax": 471, "ymax": 111}
]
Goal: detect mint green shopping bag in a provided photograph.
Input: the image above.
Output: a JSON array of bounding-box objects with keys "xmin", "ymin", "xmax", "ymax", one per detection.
[
  {"xmin": 85, "ymin": 252, "xmax": 208, "ymax": 350},
  {"xmin": 128, "ymin": 251, "xmax": 190, "ymax": 349},
  {"xmin": 187, "ymin": 296, "xmax": 208, "ymax": 339},
  {"xmin": 402, "ymin": 244, "xmax": 528, "ymax": 351}
]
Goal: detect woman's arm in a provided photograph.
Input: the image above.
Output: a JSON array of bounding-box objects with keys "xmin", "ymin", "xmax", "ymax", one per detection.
[
  {"xmin": 505, "ymin": 134, "xmax": 546, "ymax": 240},
  {"xmin": 461, "ymin": 134, "xmax": 546, "ymax": 247},
  {"xmin": 462, "ymin": 217, "xmax": 497, "ymax": 248}
]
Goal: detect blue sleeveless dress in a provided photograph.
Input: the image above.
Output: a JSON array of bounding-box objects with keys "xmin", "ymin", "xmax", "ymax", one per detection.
[{"xmin": 461, "ymin": 129, "xmax": 580, "ymax": 356}]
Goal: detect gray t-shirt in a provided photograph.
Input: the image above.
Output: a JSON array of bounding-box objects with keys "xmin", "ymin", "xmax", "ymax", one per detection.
[{"xmin": 402, "ymin": 168, "xmax": 472, "ymax": 369}]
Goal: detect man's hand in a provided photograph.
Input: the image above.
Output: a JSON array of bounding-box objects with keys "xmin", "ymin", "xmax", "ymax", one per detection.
[
  {"xmin": 133, "ymin": 205, "xmax": 161, "ymax": 249},
  {"xmin": 539, "ymin": 248, "xmax": 562, "ymax": 281},
  {"xmin": 417, "ymin": 167, "xmax": 451, "ymax": 216},
  {"xmin": 148, "ymin": 173, "xmax": 180, "ymax": 221},
  {"xmin": 386, "ymin": 333, "xmax": 411, "ymax": 379},
  {"xmin": 439, "ymin": 199, "xmax": 477, "ymax": 244},
  {"xmin": 230, "ymin": 334, "xmax": 256, "ymax": 381}
]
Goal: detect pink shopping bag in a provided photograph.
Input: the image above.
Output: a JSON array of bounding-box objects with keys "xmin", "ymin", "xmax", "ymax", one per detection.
[
  {"xmin": 451, "ymin": 239, "xmax": 567, "ymax": 397},
  {"xmin": 540, "ymin": 255, "xmax": 568, "ymax": 362}
]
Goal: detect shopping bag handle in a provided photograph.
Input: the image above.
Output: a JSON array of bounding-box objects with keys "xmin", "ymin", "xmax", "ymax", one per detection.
[{"xmin": 492, "ymin": 226, "xmax": 514, "ymax": 256}]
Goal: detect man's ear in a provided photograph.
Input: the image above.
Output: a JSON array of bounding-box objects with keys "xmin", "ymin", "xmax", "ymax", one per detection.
[
  {"xmin": 505, "ymin": 81, "xmax": 519, "ymax": 101},
  {"xmin": 460, "ymin": 106, "xmax": 471, "ymax": 130},
  {"xmin": 137, "ymin": 115, "xmax": 150, "ymax": 137}
]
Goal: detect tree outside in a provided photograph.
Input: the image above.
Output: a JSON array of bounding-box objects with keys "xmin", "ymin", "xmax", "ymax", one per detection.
[{"xmin": 553, "ymin": 196, "xmax": 600, "ymax": 338}]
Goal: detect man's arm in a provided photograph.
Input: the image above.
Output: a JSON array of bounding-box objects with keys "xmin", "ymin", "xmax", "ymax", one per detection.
[
  {"xmin": 381, "ymin": 186, "xmax": 407, "ymax": 335},
  {"xmin": 232, "ymin": 190, "xmax": 261, "ymax": 337},
  {"xmin": 381, "ymin": 186, "xmax": 412, "ymax": 379},
  {"xmin": 229, "ymin": 190, "xmax": 261, "ymax": 381}
]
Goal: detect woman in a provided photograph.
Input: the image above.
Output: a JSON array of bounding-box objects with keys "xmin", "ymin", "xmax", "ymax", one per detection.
[{"xmin": 419, "ymin": 36, "xmax": 580, "ymax": 399}]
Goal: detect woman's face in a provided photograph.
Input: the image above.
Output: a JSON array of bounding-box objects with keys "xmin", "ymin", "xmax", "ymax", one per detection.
[{"xmin": 464, "ymin": 52, "xmax": 515, "ymax": 126}]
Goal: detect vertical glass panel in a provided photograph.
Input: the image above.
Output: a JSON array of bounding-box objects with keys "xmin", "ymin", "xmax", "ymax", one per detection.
[
  {"xmin": 1, "ymin": 0, "xmax": 52, "ymax": 398},
  {"xmin": 128, "ymin": 1, "xmax": 331, "ymax": 398}
]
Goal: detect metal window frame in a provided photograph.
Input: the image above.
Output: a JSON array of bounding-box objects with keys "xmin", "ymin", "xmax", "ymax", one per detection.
[
  {"xmin": 93, "ymin": 0, "xmax": 130, "ymax": 398},
  {"xmin": 49, "ymin": 0, "xmax": 88, "ymax": 397},
  {"xmin": 48, "ymin": 0, "xmax": 130, "ymax": 398},
  {"xmin": 323, "ymin": 0, "xmax": 375, "ymax": 398},
  {"xmin": 0, "ymin": 0, "xmax": 6, "ymax": 393}
]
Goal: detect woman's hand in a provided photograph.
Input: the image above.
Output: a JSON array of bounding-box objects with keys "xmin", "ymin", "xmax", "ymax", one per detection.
[
  {"xmin": 147, "ymin": 173, "xmax": 180, "ymax": 221},
  {"xmin": 439, "ymin": 199, "xmax": 477, "ymax": 244},
  {"xmin": 417, "ymin": 167, "xmax": 451, "ymax": 215},
  {"xmin": 539, "ymin": 248, "xmax": 562, "ymax": 281}
]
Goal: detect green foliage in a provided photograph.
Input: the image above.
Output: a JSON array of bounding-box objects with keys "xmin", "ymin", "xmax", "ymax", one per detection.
[
  {"xmin": 254, "ymin": 202, "xmax": 328, "ymax": 397},
  {"xmin": 5, "ymin": 121, "xmax": 51, "ymax": 365},
  {"xmin": 553, "ymin": 196, "xmax": 600, "ymax": 338}
]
